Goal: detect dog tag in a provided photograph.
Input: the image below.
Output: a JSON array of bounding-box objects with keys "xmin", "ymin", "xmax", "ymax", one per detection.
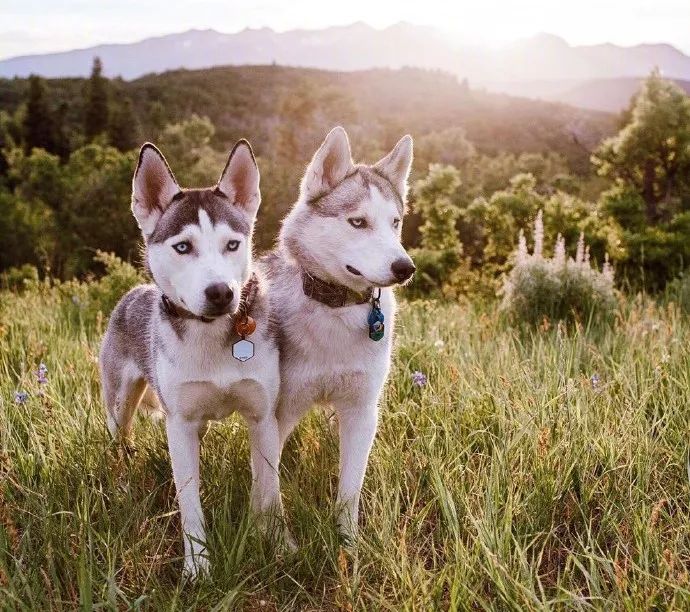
[
  {"xmin": 232, "ymin": 338, "xmax": 255, "ymax": 362},
  {"xmin": 368, "ymin": 307, "xmax": 385, "ymax": 341}
]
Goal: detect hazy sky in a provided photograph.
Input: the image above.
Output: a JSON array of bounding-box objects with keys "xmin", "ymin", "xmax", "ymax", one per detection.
[{"xmin": 2, "ymin": 0, "xmax": 689, "ymax": 59}]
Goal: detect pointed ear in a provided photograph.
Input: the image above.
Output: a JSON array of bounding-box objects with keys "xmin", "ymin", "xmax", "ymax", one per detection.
[
  {"xmin": 217, "ymin": 139, "xmax": 261, "ymax": 218},
  {"xmin": 374, "ymin": 135, "xmax": 413, "ymax": 201},
  {"xmin": 301, "ymin": 126, "xmax": 354, "ymax": 201},
  {"xmin": 131, "ymin": 143, "xmax": 180, "ymax": 237}
]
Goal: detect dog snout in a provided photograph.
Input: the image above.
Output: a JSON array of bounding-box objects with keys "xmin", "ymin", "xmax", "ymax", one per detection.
[
  {"xmin": 391, "ymin": 258, "xmax": 416, "ymax": 283},
  {"xmin": 204, "ymin": 282, "xmax": 234, "ymax": 309}
]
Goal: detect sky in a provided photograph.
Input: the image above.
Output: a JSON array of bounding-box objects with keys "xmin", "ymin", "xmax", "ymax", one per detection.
[{"xmin": 2, "ymin": 0, "xmax": 689, "ymax": 60}]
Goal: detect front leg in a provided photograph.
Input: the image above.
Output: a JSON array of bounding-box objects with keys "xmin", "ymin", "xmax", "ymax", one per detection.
[
  {"xmin": 166, "ymin": 415, "xmax": 208, "ymax": 577},
  {"xmin": 247, "ymin": 413, "xmax": 282, "ymax": 514},
  {"xmin": 333, "ymin": 395, "xmax": 379, "ymax": 541}
]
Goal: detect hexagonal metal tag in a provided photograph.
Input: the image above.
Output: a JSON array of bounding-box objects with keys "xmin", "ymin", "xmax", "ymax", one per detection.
[{"xmin": 232, "ymin": 338, "xmax": 254, "ymax": 362}]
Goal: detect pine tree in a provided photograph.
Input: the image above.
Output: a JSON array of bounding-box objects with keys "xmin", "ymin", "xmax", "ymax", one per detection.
[
  {"xmin": 23, "ymin": 75, "xmax": 55, "ymax": 153},
  {"xmin": 84, "ymin": 57, "xmax": 109, "ymax": 140},
  {"xmin": 108, "ymin": 96, "xmax": 139, "ymax": 151}
]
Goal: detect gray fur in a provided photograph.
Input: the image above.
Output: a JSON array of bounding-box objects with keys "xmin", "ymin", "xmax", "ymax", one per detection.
[
  {"xmin": 308, "ymin": 165, "xmax": 404, "ymax": 217},
  {"xmin": 149, "ymin": 189, "xmax": 251, "ymax": 243}
]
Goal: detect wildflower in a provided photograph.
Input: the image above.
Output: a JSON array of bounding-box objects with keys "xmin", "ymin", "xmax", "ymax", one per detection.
[
  {"xmin": 37, "ymin": 363, "xmax": 48, "ymax": 385},
  {"xmin": 434, "ymin": 339, "xmax": 445, "ymax": 349},
  {"xmin": 411, "ymin": 371, "xmax": 427, "ymax": 387},
  {"xmin": 13, "ymin": 391, "xmax": 28, "ymax": 404},
  {"xmin": 590, "ymin": 373, "xmax": 600, "ymax": 389}
]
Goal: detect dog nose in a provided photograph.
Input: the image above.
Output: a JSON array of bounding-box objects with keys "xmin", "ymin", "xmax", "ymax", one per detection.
[
  {"xmin": 204, "ymin": 282, "xmax": 233, "ymax": 308},
  {"xmin": 391, "ymin": 258, "xmax": 416, "ymax": 282}
]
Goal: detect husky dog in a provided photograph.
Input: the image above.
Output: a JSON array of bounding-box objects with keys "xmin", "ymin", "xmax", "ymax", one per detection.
[
  {"xmin": 263, "ymin": 127, "xmax": 415, "ymax": 540},
  {"xmin": 99, "ymin": 141, "xmax": 282, "ymax": 576}
]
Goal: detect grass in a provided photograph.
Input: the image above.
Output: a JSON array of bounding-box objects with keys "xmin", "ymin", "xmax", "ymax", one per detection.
[{"xmin": 2, "ymin": 274, "xmax": 690, "ymax": 609}]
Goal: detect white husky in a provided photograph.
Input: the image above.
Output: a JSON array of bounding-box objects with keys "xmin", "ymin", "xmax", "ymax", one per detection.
[
  {"xmin": 262, "ymin": 127, "xmax": 415, "ymax": 539},
  {"xmin": 99, "ymin": 141, "xmax": 282, "ymax": 576}
]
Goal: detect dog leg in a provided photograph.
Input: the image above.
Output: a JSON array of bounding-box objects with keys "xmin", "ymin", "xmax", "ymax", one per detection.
[
  {"xmin": 334, "ymin": 400, "xmax": 379, "ymax": 542},
  {"xmin": 248, "ymin": 413, "xmax": 297, "ymax": 549},
  {"xmin": 166, "ymin": 415, "xmax": 208, "ymax": 577},
  {"xmin": 104, "ymin": 375, "xmax": 147, "ymax": 441}
]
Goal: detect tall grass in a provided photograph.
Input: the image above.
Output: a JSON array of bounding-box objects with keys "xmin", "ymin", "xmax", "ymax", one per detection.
[{"xmin": 1, "ymin": 278, "xmax": 690, "ymax": 609}]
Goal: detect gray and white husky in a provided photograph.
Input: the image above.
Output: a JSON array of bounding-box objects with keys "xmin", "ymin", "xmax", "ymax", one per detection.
[
  {"xmin": 263, "ymin": 127, "xmax": 415, "ymax": 540},
  {"xmin": 99, "ymin": 141, "xmax": 282, "ymax": 576}
]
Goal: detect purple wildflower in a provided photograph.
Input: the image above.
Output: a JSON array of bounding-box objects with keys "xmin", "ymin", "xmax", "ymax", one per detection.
[
  {"xmin": 37, "ymin": 363, "xmax": 48, "ymax": 385},
  {"xmin": 14, "ymin": 391, "xmax": 28, "ymax": 404},
  {"xmin": 411, "ymin": 371, "xmax": 427, "ymax": 387},
  {"xmin": 590, "ymin": 373, "xmax": 600, "ymax": 389}
]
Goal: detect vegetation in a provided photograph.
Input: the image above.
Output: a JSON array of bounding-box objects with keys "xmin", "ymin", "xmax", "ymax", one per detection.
[
  {"xmin": 501, "ymin": 211, "xmax": 617, "ymax": 325},
  {"xmin": 2, "ymin": 259, "xmax": 690, "ymax": 608},
  {"xmin": 2, "ymin": 57, "xmax": 690, "ymax": 607}
]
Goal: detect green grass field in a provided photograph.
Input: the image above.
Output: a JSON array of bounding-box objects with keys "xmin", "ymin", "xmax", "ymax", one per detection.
[{"xmin": 2, "ymin": 276, "xmax": 690, "ymax": 610}]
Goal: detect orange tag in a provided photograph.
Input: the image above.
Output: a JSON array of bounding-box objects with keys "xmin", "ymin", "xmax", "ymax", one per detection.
[{"xmin": 234, "ymin": 315, "xmax": 256, "ymax": 337}]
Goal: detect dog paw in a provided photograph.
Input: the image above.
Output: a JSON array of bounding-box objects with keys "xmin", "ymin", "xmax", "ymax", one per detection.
[{"xmin": 182, "ymin": 553, "xmax": 210, "ymax": 580}]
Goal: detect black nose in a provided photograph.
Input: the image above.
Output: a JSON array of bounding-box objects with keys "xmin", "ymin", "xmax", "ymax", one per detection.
[
  {"xmin": 391, "ymin": 258, "xmax": 416, "ymax": 282},
  {"xmin": 204, "ymin": 282, "xmax": 233, "ymax": 308}
]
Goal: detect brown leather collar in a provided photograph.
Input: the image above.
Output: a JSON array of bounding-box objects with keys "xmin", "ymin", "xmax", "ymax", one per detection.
[
  {"xmin": 302, "ymin": 271, "xmax": 372, "ymax": 308},
  {"xmin": 161, "ymin": 273, "xmax": 259, "ymax": 323}
]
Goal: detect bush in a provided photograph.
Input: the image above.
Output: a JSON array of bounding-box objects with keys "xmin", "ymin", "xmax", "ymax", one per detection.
[
  {"xmin": 57, "ymin": 251, "xmax": 146, "ymax": 327},
  {"xmin": 501, "ymin": 211, "xmax": 617, "ymax": 326},
  {"xmin": 0, "ymin": 264, "xmax": 39, "ymax": 291}
]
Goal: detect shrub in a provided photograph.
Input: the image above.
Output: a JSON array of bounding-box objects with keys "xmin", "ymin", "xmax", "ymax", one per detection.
[
  {"xmin": 57, "ymin": 251, "xmax": 146, "ymax": 328},
  {"xmin": 501, "ymin": 211, "xmax": 617, "ymax": 326},
  {"xmin": 0, "ymin": 264, "xmax": 39, "ymax": 291}
]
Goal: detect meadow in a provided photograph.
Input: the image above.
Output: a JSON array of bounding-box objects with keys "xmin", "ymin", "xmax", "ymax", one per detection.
[{"xmin": 1, "ymin": 263, "xmax": 690, "ymax": 610}]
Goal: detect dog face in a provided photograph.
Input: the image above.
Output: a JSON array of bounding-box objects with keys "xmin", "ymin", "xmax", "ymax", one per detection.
[
  {"xmin": 131, "ymin": 141, "xmax": 260, "ymax": 317},
  {"xmin": 281, "ymin": 127, "xmax": 415, "ymax": 292}
]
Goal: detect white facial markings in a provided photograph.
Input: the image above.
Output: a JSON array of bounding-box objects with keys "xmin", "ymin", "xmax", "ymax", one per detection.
[
  {"xmin": 148, "ymin": 208, "xmax": 250, "ymax": 317},
  {"xmin": 298, "ymin": 184, "xmax": 412, "ymax": 290}
]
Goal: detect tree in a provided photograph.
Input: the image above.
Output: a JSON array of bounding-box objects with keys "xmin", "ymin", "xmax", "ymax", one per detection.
[
  {"xmin": 23, "ymin": 75, "xmax": 55, "ymax": 153},
  {"xmin": 84, "ymin": 57, "xmax": 109, "ymax": 140},
  {"xmin": 108, "ymin": 96, "xmax": 139, "ymax": 151},
  {"xmin": 592, "ymin": 71, "xmax": 690, "ymax": 289},
  {"xmin": 592, "ymin": 69, "xmax": 690, "ymax": 223}
]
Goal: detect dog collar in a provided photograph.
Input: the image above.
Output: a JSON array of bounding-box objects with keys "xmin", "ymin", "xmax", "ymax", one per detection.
[
  {"xmin": 301, "ymin": 271, "xmax": 372, "ymax": 308},
  {"xmin": 160, "ymin": 273, "xmax": 259, "ymax": 323}
]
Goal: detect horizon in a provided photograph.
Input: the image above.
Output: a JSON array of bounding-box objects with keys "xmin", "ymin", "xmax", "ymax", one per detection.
[{"xmin": 2, "ymin": 0, "xmax": 690, "ymax": 61}]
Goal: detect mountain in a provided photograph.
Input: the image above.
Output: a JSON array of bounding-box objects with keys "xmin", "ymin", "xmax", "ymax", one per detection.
[
  {"xmin": 494, "ymin": 77, "xmax": 690, "ymax": 112},
  {"xmin": 1, "ymin": 23, "xmax": 689, "ymax": 110}
]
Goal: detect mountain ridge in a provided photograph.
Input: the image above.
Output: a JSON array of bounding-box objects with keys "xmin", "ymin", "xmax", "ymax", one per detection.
[{"xmin": 2, "ymin": 22, "xmax": 689, "ymax": 112}]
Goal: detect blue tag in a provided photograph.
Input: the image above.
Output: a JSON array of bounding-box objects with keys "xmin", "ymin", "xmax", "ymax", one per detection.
[{"xmin": 368, "ymin": 307, "xmax": 385, "ymax": 341}]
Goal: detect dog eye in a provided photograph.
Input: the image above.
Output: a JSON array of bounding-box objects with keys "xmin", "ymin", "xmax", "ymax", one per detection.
[
  {"xmin": 172, "ymin": 241, "xmax": 192, "ymax": 254},
  {"xmin": 393, "ymin": 218, "xmax": 401, "ymax": 229},
  {"xmin": 348, "ymin": 217, "xmax": 367, "ymax": 229},
  {"xmin": 226, "ymin": 239, "xmax": 240, "ymax": 252}
]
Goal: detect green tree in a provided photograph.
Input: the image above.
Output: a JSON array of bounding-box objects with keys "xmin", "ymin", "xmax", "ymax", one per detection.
[
  {"xmin": 84, "ymin": 57, "xmax": 109, "ymax": 140},
  {"xmin": 408, "ymin": 164, "xmax": 466, "ymax": 296},
  {"xmin": 23, "ymin": 75, "xmax": 55, "ymax": 153},
  {"xmin": 593, "ymin": 69, "xmax": 690, "ymax": 223},
  {"xmin": 592, "ymin": 71, "xmax": 690, "ymax": 289},
  {"xmin": 108, "ymin": 96, "xmax": 139, "ymax": 151}
]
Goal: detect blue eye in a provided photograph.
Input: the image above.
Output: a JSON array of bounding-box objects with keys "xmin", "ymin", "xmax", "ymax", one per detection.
[
  {"xmin": 348, "ymin": 217, "xmax": 367, "ymax": 229},
  {"xmin": 393, "ymin": 218, "xmax": 401, "ymax": 229},
  {"xmin": 172, "ymin": 241, "xmax": 192, "ymax": 254},
  {"xmin": 227, "ymin": 239, "xmax": 240, "ymax": 252}
]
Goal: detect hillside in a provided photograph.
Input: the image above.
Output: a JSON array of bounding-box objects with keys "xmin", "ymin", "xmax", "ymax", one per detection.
[
  {"xmin": 0, "ymin": 64, "xmax": 615, "ymax": 170},
  {"xmin": 1, "ymin": 23, "xmax": 689, "ymax": 111},
  {"xmin": 493, "ymin": 77, "xmax": 690, "ymax": 112}
]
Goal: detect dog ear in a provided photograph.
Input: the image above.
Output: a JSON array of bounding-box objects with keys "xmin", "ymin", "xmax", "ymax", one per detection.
[
  {"xmin": 217, "ymin": 139, "xmax": 261, "ymax": 218},
  {"xmin": 131, "ymin": 143, "xmax": 180, "ymax": 237},
  {"xmin": 374, "ymin": 135, "xmax": 413, "ymax": 201},
  {"xmin": 301, "ymin": 126, "xmax": 354, "ymax": 201}
]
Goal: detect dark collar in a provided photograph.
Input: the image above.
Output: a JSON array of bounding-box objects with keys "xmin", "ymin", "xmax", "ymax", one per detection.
[
  {"xmin": 302, "ymin": 271, "xmax": 372, "ymax": 308},
  {"xmin": 161, "ymin": 273, "xmax": 259, "ymax": 323}
]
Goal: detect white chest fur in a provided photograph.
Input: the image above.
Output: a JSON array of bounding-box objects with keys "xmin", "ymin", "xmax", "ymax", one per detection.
[{"xmin": 154, "ymin": 315, "xmax": 279, "ymax": 423}]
